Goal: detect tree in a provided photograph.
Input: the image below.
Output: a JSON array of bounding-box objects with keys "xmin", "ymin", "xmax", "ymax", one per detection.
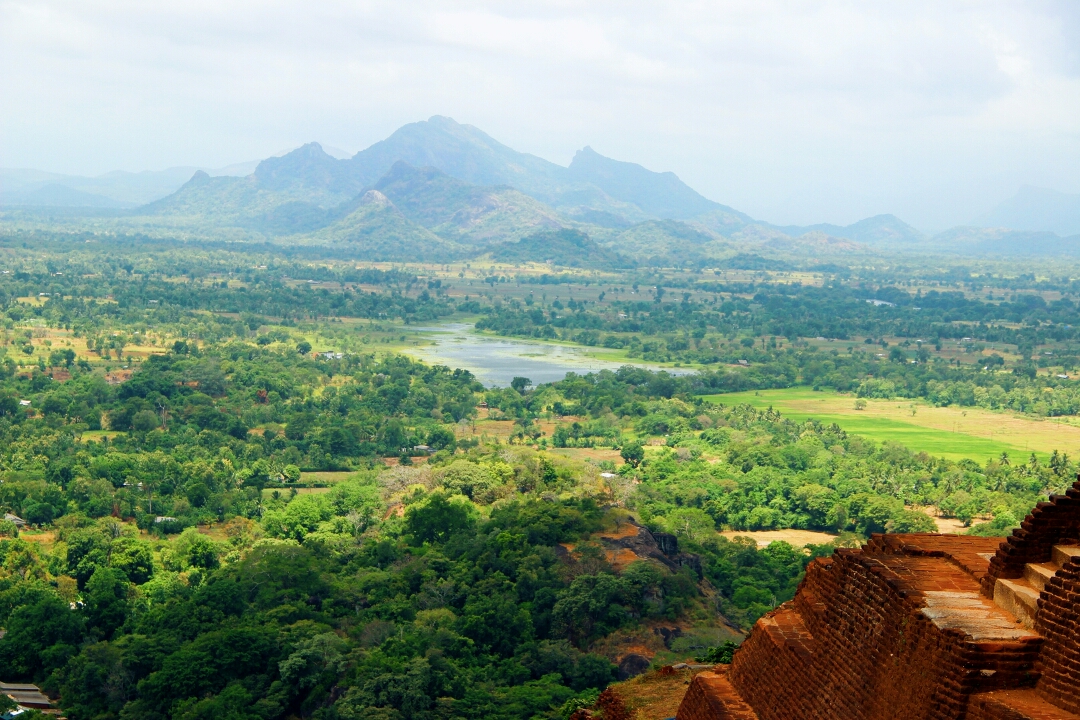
[
  {"xmin": 83, "ymin": 566, "xmax": 130, "ymax": 640},
  {"xmin": 663, "ymin": 508, "xmax": 716, "ymax": 543},
  {"xmin": 166, "ymin": 528, "xmax": 220, "ymax": 570},
  {"xmin": 111, "ymin": 536, "xmax": 155, "ymax": 584},
  {"xmin": 426, "ymin": 426, "xmax": 456, "ymax": 452},
  {"xmin": 0, "ymin": 590, "xmax": 84, "ymax": 679},
  {"xmin": 967, "ymin": 508, "xmax": 1020, "ymax": 537},
  {"xmin": 886, "ymin": 509, "xmax": 937, "ymax": 534},
  {"xmin": 262, "ymin": 495, "xmax": 331, "ymax": 542},
  {"xmin": 131, "ymin": 409, "xmax": 159, "ymax": 432},
  {"xmin": 296, "ymin": 340, "xmax": 312, "ymax": 355},
  {"xmin": 66, "ymin": 528, "xmax": 111, "ymax": 588},
  {"xmin": 511, "ymin": 376, "xmax": 532, "ymax": 394},
  {"xmin": 457, "ymin": 578, "xmax": 534, "ymax": 655},
  {"xmin": 620, "ymin": 442, "xmax": 644, "ymax": 468},
  {"xmin": 436, "ymin": 460, "xmax": 499, "ymax": 501},
  {"xmin": 551, "ymin": 573, "xmax": 634, "ymax": 647},
  {"xmin": 404, "ymin": 492, "xmax": 473, "ymax": 544}
]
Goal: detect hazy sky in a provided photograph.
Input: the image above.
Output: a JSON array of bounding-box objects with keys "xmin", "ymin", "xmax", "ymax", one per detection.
[{"xmin": 2, "ymin": 1, "xmax": 1078, "ymax": 230}]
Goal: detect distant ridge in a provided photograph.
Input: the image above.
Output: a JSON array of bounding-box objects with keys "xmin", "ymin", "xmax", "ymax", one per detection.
[
  {"xmin": 490, "ymin": 228, "xmax": 634, "ymax": 269},
  {"xmin": 30, "ymin": 115, "xmax": 1080, "ymax": 260},
  {"xmin": 254, "ymin": 142, "xmax": 363, "ymax": 206},
  {"xmin": 128, "ymin": 116, "xmax": 778, "ymax": 253},
  {"xmin": 930, "ymin": 226, "xmax": 1080, "ymax": 256},
  {"xmin": 973, "ymin": 185, "xmax": 1080, "ymax": 237},
  {"xmin": 0, "ymin": 163, "xmax": 256, "ymax": 207},
  {"xmin": 771, "ymin": 214, "xmax": 923, "ymax": 246},
  {"xmin": 0, "ymin": 183, "xmax": 131, "ymax": 209}
]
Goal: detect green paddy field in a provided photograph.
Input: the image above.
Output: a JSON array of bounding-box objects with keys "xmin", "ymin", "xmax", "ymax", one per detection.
[{"xmin": 701, "ymin": 387, "xmax": 1080, "ymax": 462}]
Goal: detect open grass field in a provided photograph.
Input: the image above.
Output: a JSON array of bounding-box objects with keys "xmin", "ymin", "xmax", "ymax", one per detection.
[
  {"xmin": 608, "ymin": 666, "xmax": 712, "ymax": 720},
  {"xmin": 719, "ymin": 529, "xmax": 839, "ymax": 548},
  {"xmin": 550, "ymin": 447, "xmax": 623, "ymax": 463},
  {"xmin": 299, "ymin": 471, "xmax": 357, "ymax": 484},
  {"xmin": 701, "ymin": 387, "xmax": 1080, "ymax": 462}
]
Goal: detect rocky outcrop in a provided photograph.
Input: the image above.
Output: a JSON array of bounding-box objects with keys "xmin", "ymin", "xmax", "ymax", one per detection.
[
  {"xmin": 617, "ymin": 653, "xmax": 652, "ymax": 680},
  {"xmin": 601, "ymin": 522, "xmax": 703, "ymax": 578}
]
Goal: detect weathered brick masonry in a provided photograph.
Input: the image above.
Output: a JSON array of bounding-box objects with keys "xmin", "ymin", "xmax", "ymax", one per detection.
[{"xmin": 676, "ymin": 481, "xmax": 1080, "ymax": 720}]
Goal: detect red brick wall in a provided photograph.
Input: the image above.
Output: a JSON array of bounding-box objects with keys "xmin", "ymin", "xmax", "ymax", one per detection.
[
  {"xmin": 671, "ymin": 481, "xmax": 1080, "ymax": 720},
  {"xmin": 676, "ymin": 670, "xmax": 759, "ymax": 720},
  {"xmin": 727, "ymin": 548, "xmax": 1040, "ymax": 720}
]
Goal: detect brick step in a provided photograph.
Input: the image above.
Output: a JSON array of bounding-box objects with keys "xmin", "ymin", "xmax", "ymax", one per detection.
[
  {"xmin": 991, "ymin": 546, "xmax": 1080, "ymax": 629},
  {"xmin": 921, "ymin": 591, "xmax": 1040, "ymax": 642},
  {"xmin": 995, "ymin": 578, "xmax": 1042, "ymax": 629},
  {"xmin": 1050, "ymin": 545, "xmax": 1080, "ymax": 568},
  {"xmin": 1024, "ymin": 563, "xmax": 1057, "ymax": 593},
  {"xmin": 969, "ymin": 689, "xmax": 1080, "ymax": 720}
]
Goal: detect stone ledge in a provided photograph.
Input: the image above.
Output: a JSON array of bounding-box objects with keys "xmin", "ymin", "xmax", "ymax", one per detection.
[{"xmin": 968, "ymin": 689, "xmax": 1080, "ymax": 720}]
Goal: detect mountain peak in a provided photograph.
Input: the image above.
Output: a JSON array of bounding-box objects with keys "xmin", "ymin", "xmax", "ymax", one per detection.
[
  {"xmin": 358, "ymin": 189, "xmax": 392, "ymax": 208},
  {"xmin": 253, "ymin": 142, "xmax": 360, "ymax": 204},
  {"xmin": 426, "ymin": 115, "xmax": 460, "ymax": 127}
]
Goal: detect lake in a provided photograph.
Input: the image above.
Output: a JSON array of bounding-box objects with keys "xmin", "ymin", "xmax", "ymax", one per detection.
[{"xmin": 404, "ymin": 323, "xmax": 691, "ymax": 387}]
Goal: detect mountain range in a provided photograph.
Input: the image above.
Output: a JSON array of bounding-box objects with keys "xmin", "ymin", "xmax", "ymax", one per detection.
[{"xmin": 2, "ymin": 116, "xmax": 1077, "ymax": 260}]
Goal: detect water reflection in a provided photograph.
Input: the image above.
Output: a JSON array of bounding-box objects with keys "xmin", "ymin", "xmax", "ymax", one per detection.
[{"xmin": 404, "ymin": 323, "xmax": 690, "ymax": 387}]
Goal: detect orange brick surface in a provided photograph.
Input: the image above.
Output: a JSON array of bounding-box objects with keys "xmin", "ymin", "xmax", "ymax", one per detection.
[
  {"xmin": 674, "ymin": 480, "xmax": 1080, "ymax": 720},
  {"xmin": 676, "ymin": 670, "xmax": 759, "ymax": 720}
]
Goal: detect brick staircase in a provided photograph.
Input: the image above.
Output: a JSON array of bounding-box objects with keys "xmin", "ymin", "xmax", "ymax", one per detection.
[
  {"xmin": 968, "ymin": 689, "xmax": 1080, "ymax": 720},
  {"xmin": 992, "ymin": 545, "xmax": 1080, "ymax": 630},
  {"xmin": 674, "ymin": 481, "xmax": 1080, "ymax": 720}
]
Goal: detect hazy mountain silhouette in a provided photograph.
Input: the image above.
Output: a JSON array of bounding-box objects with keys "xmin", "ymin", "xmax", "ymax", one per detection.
[
  {"xmin": 253, "ymin": 142, "xmax": 364, "ymax": 206},
  {"xmin": 566, "ymin": 146, "xmax": 743, "ymax": 221},
  {"xmin": 18, "ymin": 115, "xmax": 1006, "ymax": 259},
  {"xmin": 0, "ymin": 164, "xmax": 254, "ymax": 207},
  {"xmin": 18, "ymin": 116, "xmax": 1080, "ymax": 260},
  {"xmin": 973, "ymin": 186, "xmax": 1080, "ymax": 237},
  {"xmin": 346, "ymin": 116, "xmax": 569, "ymax": 197},
  {"xmin": 771, "ymin": 214, "xmax": 923, "ymax": 246},
  {"xmin": 0, "ymin": 183, "xmax": 130, "ymax": 208},
  {"xmin": 929, "ymin": 226, "xmax": 1080, "ymax": 256}
]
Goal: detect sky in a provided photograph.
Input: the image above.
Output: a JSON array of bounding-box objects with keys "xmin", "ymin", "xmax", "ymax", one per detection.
[{"xmin": 1, "ymin": 0, "xmax": 1078, "ymax": 231}]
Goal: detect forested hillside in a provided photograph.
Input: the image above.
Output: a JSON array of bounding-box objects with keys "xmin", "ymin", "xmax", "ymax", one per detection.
[{"xmin": 0, "ymin": 234, "xmax": 1072, "ymax": 718}]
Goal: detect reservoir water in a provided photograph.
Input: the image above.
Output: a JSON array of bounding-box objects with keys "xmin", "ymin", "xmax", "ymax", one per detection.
[{"xmin": 404, "ymin": 323, "xmax": 690, "ymax": 387}]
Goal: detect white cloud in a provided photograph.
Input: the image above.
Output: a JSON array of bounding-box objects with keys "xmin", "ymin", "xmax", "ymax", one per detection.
[{"xmin": 0, "ymin": 0, "xmax": 1077, "ymax": 229}]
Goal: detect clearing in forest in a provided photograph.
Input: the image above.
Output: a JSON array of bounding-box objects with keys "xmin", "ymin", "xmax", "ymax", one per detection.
[{"xmin": 701, "ymin": 387, "xmax": 1080, "ymax": 462}]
